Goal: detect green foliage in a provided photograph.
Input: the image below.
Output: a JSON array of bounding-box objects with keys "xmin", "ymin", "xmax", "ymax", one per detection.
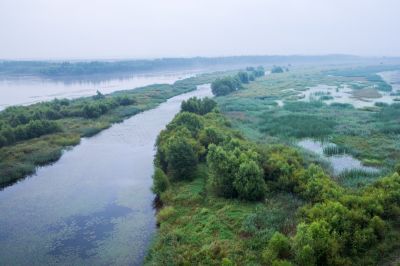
[
  {"xmin": 92, "ymin": 90, "xmax": 105, "ymax": 100},
  {"xmin": 207, "ymin": 139, "xmax": 266, "ymax": 201},
  {"xmin": 237, "ymin": 71, "xmax": 250, "ymax": 84},
  {"xmin": 167, "ymin": 112, "xmax": 204, "ymax": 137},
  {"xmin": 261, "ymin": 113, "xmax": 336, "ymax": 138},
  {"xmin": 234, "ymin": 160, "xmax": 265, "ymax": 200},
  {"xmin": 261, "ymin": 145, "xmax": 303, "ymax": 191},
  {"xmin": 0, "ymin": 119, "xmax": 61, "ymax": 147},
  {"xmin": 199, "ymin": 126, "xmax": 225, "ymax": 147},
  {"xmin": 165, "ymin": 136, "xmax": 198, "ymax": 181},
  {"xmin": 152, "ymin": 168, "xmax": 170, "ymax": 195},
  {"xmin": 211, "ymin": 76, "xmax": 242, "ymax": 96},
  {"xmin": 156, "ymin": 206, "xmax": 177, "ymax": 224},
  {"xmin": 181, "ymin": 97, "xmax": 217, "ymax": 115},
  {"xmin": 262, "ymin": 232, "xmax": 292, "ymax": 264},
  {"xmin": 395, "ymin": 162, "xmax": 400, "ymax": 175},
  {"xmin": 294, "ymin": 220, "xmax": 334, "ymax": 265},
  {"xmin": 207, "ymin": 144, "xmax": 238, "ymax": 198},
  {"xmin": 271, "ymin": 66, "xmax": 285, "ymax": 73},
  {"xmin": 254, "ymin": 66, "xmax": 266, "ymax": 77}
]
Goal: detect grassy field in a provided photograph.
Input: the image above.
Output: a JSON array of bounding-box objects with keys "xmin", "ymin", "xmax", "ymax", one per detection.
[{"xmin": 146, "ymin": 165, "xmax": 303, "ymax": 265}]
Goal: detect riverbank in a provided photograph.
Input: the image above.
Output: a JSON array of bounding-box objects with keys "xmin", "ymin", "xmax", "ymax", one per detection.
[{"xmin": 0, "ymin": 71, "xmax": 234, "ymax": 187}]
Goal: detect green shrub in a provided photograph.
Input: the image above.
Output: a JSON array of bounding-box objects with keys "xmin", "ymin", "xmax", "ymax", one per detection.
[
  {"xmin": 167, "ymin": 112, "xmax": 204, "ymax": 137},
  {"xmin": 157, "ymin": 206, "xmax": 177, "ymax": 224},
  {"xmin": 234, "ymin": 160, "xmax": 266, "ymax": 201},
  {"xmin": 211, "ymin": 76, "xmax": 242, "ymax": 96},
  {"xmin": 181, "ymin": 97, "xmax": 217, "ymax": 115},
  {"xmin": 207, "ymin": 144, "xmax": 238, "ymax": 198},
  {"xmin": 271, "ymin": 66, "xmax": 284, "ymax": 73},
  {"xmin": 395, "ymin": 162, "xmax": 400, "ymax": 175},
  {"xmin": 262, "ymin": 232, "xmax": 292, "ymax": 264},
  {"xmin": 237, "ymin": 71, "xmax": 249, "ymax": 84},
  {"xmin": 152, "ymin": 168, "xmax": 170, "ymax": 195},
  {"xmin": 166, "ymin": 136, "xmax": 198, "ymax": 181},
  {"xmin": 199, "ymin": 126, "xmax": 225, "ymax": 147}
]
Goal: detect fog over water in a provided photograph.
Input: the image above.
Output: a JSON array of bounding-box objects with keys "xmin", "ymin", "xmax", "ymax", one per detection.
[{"xmin": 1, "ymin": 0, "xmax": 400, "ymax": 60}]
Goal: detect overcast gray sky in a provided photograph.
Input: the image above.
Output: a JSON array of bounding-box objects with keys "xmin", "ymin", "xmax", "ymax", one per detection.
[{"xmin": 0, "ymin": 0, "xmax": 399, "ymax": 60}]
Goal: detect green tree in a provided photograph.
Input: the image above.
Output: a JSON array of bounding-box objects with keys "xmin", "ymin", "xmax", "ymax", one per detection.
[
  {"xmin": 167, "ymin": 112, "xmax": 203, "ymax": 137},
  {"xmin": 211, "ymin": 77, "xmax": 242, "ymax": 96},
  {"xmin": 294, "ymin": 221, "xmax": 334, "ymax": 266},
  {"xmin": 181, "ymin": 97, "xmax": 216, "ymax": 115},
  {"xmin": 234, "ymin": 160, "xmax": 266, "ymax": 200},
  {"xmin": 199, "ymin": 126, "xmax": 225, "ymax": 147},
  {"xmin": 262, "ymin": 232, "xmax": 292, "ymax": 264},
  {"xmin": 93, "ymin": 90, "xmax": 105, "ymax": 100},
  {"xmin": 166, "ymin": 136, "xmax": 198, "ymax": 180},
  {"xmin": 254, "ymin": 66, "xmax": 265, "ymax": 77},
  {"xmin": 152, "ymin": 168, "xmax": 170, "ymax": 195},
  {"xmin": 271, "ymin": 66, "xmax": 284, "ymax": 73},
  {"xmin": 207, "ymin": 144, "xmax": 238, "ymax": 197},
  {"xmin": 237, "ymin": 71, "xmax": 249, "ymax": 84}
]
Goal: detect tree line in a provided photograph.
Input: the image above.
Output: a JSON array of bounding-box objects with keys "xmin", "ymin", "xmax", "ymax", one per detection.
[
  {"xmin": 0, "ymin": 91, "xmax": 136, "ymax": 148},
  {"xmin": 211, "ymin": 66, "xmax": 265, "ymax": 96}
]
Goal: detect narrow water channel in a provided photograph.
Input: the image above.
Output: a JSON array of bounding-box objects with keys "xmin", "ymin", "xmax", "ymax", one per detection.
[{"xmin": 0, "ymin": 84, "xmax": 212, "ymax": 265}]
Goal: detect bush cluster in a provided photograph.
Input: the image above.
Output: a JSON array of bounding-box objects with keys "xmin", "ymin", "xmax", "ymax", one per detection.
[
  {"xmin": 260, "ymin": 145, "xmax": 400, "ymax": 265},
  {"xmin": 181, "ymin": 97, "xmax": 217, "ymax": 115},
  {"xmin": 0, "ymin": 92, "xmax": 137, "ymax": 148},
  {"xmin": 211, "ymin": 66, "xmax": 265, "ymax": 96},
  {"xmin": 154, "ymin": 97, "xmax": 267, "ymax": 201}
]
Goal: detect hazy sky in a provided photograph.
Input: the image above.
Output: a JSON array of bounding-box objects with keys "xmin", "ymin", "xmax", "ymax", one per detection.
[{"xmin": 1, "ymin": 0, "xmax": 399, "ymax": 60}]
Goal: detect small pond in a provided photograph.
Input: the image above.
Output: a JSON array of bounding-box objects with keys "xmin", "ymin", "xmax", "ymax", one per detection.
[{"xmin": 297, "ymin": 139, "xmax": 379, "ymax": 176}]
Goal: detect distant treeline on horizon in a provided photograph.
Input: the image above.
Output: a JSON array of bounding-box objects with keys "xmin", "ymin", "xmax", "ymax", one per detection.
[{"xmin": 0, "ymin": 55, "xmax": 399, "ymax": 78}]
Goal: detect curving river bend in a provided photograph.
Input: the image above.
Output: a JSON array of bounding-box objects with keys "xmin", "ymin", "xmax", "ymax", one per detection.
[{"xmin": 0, "ymin": 84, "xmax": 212, "ymax": 265}]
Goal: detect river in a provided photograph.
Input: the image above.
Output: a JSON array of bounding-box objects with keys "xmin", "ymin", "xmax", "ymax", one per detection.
[
  {"xmin": 0, "ymin": 84, "xmax": 212, "ymax": 265},
  {"xmin": 0, "ymin": 71, "xmax": 196, "ymax": 110}
]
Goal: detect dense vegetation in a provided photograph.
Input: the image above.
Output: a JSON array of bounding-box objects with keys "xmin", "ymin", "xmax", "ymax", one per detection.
[
  {"xmin": 148, "ymin": 64, "xmax": 400, "ymax": 265},
  {"xmin": 211, "ymin": 66, "xmax": 264, "ymax": 96},
  {"xmin": 216, "ymin": 65, "xmax": 400, "ymax": 183},
  {"xmin": 0, "ymin": 70, "xmax": 234, "ymax": 187},
  {"xmin": 271, "ymin": 66, "xmax": 285, "ymax": 73},
  {"xmin": 148, "ymin": 96, "xmax": 400, "ymax": 265}
]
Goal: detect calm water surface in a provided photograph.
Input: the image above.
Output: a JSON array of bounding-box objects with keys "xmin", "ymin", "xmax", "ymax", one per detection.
[
  {"xmin": 0, "ymin": 71, "xmax": 195, "ymax": 110},
  {"xmin": 297, "ymin": 139, "xmax": 379, "ymax": 176},
  {"xmin": 0, "ymin": 84, "xmax": 212, "ymax": 265}
]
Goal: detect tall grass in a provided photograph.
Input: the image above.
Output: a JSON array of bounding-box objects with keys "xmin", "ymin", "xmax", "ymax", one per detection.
[
  {"xmin": 323, "ymin": 145, "xmax": 349, "ymax": 156},
  {"xmin": 261, "ymin": 113, "xmax": 336, "ymax": 138},
  {"xmin": 337, "ymin": 168, "xmax": 380, "ymax": 188}
]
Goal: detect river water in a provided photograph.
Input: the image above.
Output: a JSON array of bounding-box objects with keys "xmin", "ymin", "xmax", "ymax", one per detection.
[
  {"xmin": 0, "ymin": 84, "xmax": 212, "ymax": 265},
  {"xmin": 0, "ymin": 71, "xmax": 195, "ymax": 110}
]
